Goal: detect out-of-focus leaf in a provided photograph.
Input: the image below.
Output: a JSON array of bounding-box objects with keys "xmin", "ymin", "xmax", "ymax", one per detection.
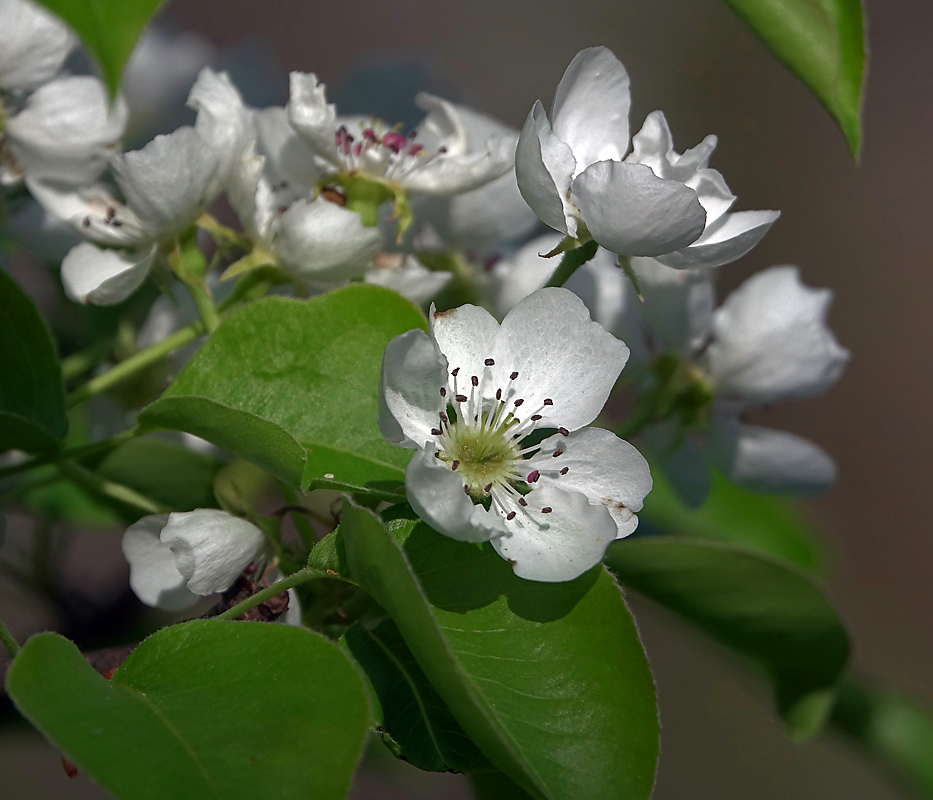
[
  {"xmin": 140, "ymin": 287, "xmax": 424, "ymax": 491},
  {"xmin": 0, "ymin": 267, "xmax": 67, "ymax": 453},
  {"xmin": 641, "ymin": 468, "xmax": 825, "ymax": 573},
  {"xmin": 606, "ymin": 536, "xmax": 849, "ymax": 739},
  {"xmin": 339, "ymin": 502, "xmax": 660, "ymax": 800},
  {"xmin": 721, "ymin": 0, "xmax": 867, "ymax": 158},
  {"xmin": 831, "ymin": 678, "xmax": 933, "ymax": 797},
  {"xmin": 6, "ymin": 622, "xmax": 371, "ymax": 800},
  {"xmin": 35, "ymin": 0, "xmax": 165, "ymax": 96}
]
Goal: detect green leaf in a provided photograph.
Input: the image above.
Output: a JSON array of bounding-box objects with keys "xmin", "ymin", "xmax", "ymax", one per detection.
[
  {"xmin": 339, "ymin": 502, "xmax": 659, "ymax": 800},
  {"xmin": 344, "ymin": 619, "xmax": 490, "ymax": 772},
  {"xmin": 721, "ymin": 0, "xmax": 867, "ymax": 158},
  {"xmin": 641, "ymin": 468, "xmax": 826, "ymax": 573},
  {"xmin": 0, "ymin": 267, "xmax": 67, "ymax": 453},
  {"xmin": 34, "ymin": 0, "xmax": 165, "ymax": 96},
  {"xmin": 6, "ymin": 621, "xmax": 371, "ymax": 800},
  {"xmin": 140, "ymin": 286, "xmax": 425, "ymax": 491},
  {"xmin": 605, "ymin": 536, "xmax": 849, "ymax": 738},
  {"xmin": 89, "ymin": 437, "xmax": 224, "ymax": 519},
  {"xmin": 830, "ymin": 678, "xmax": 933, "ymax": 796}
]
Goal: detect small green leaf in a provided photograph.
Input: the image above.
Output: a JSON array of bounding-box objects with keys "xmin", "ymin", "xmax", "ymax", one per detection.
[
  {"xmin": 0, "ymin": 267, "xmax": 67, "ymax": 453},
  {"xmin": 605, "ymin": 536, "xmax": 849, "ymax": 738},
  {"xmin": 721, "ymin": 0, "xmax": 867, "ymax": 158},
  {"xmin": 34, "ymin": 0, "xmax": 165, "ymax": 96},
  {"xmin": 6, "ymin": 621, "xmax": 371, "ymax": 800},
  {"xmin": 344, "ymin": 619, "xmax": 490, "ymax": 772},
  {"xmin": 641, "ymin": 469, "xmax": 826, "ymax": 573},
  {"xmin": 339, "ymin": 502, "xmax": 659, "ymax": 800},
  {"xmin": 830, "ymin": 678, "xmax": 933, "ymax": 796},
  {"xmin": 140, "ymin": 286, "xmax": 425, "ymax": 490}
]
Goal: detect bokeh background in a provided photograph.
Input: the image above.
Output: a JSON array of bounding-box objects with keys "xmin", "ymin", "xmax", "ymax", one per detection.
[{"xmin": 2, "ymin": 0, "xmax": 931, "ymax": 797}]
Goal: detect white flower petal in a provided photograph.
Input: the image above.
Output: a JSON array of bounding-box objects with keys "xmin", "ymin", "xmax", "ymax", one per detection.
[
  {"xmin": 706, "ymin": 266, "xmax": 850, "ymax": 406},
  {"xmin": 489, "ymin": 232, "xmax": 565, "ymax": 317},
  {"xmin": 527, "ymin": 428, "xmax": 651, "ymax": 538},
  {"xmin": 572, "ymin": 160, "xmax": 706, "ymax": 256},
  {"xmin": 378, "ymin": 329, "xmax": 448, "ymax": 448},
  {"xmin": 413, "ymin": 103, "xmax": 538, "ymax": 254},
  {"xmin": 489, "ymin": 287, "xmax": 629, "ymax": 431},
  {"xmin": 0, "ymin": 0, "xmax": 75, "ymax": 90},
  {"xmin": 493, "ymin": 484, "xmax": 617, "ymax": 582},
  {"xmin": 657, "ymin": 209, "xmax": 781, "ymax": 270},
  {"xmin": 61, "ymin": 242, "xmax": 154, "ymax": 305},
  {"xmin": 287, "ymin": 72, "xmax": 341, "ymax": 167},
  {"xmin": 364, "ymin": 256, "xmax": 452, "ymax": 306},
  {"xmin": 710, "ymin": 419, "xmax": 837, "ymax": 496},
  {"xmin": 121, "ymin": 515, "xmax": 198, "ymax": 611},
  {"xmin": 112, "ymin": 127, "xmax": 218, "ymax": 236},
  {"xmin": 400, "ymin": 140, "xmax": 514, "ymax": 196},
  {"xmin": 430, "ymin": 302, "xmax": 501, "ymax": 388},
  {"xmin": 515, "ymin": 101, "xmax": 577, "ymax": 236},
  {"xmin": 253, "ymin": 105, "xmax": 323, "ymax": 191},
  {"xmin": 187, "ymin": 68, "xmax": 253, "ymax": 195},
  {"xmin": 5, "ymin": 76, "xmax": 127, "ymax": 186},
  {"xmin": 25, "ymin": 178, "xmax": 147, "ymax": 246},
  {"xmin": 160, "ymin": 509, "xmax": 265, "ymax": 596},
  {"xmin": 412, "ymin": 92, "xmax": 469, "ymax": 156},
  {"xmin": 274, "ymin": 198, "xmax": 382, "ymax": 284},
  {"xmin": 550, "ymin": 46, "xmax": 631, "ymax": 175},
  {"xmin": 627, "ymin": 110, "xmax": 718, "ymax": 182},
  {"xmin": 405, "ymin": 446, "xmax": 504, "ymax": 542},
  {"xmin": 631, "ymin": 257, "xmax": 715, "ymax": 357}
]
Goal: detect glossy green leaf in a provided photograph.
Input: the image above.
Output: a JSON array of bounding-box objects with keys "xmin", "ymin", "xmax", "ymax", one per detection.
[
  {"xmin": 35, "ymin": 0, "xmax": 165, "ymax": 95},
  {"xmin": 642, "ymin": 468, "xmax": 825, "ymax": 573},
  {"xmin": 6, "ymin": 621, "xmax": 371, "ymax": 800},
  {"xmin": 339, "ymin": 502, "xmax": 659, "ymax": 800},
  {"xmin": 0, "ymin": 267, "xmax": 67, "ymax": 453},
  {"xmin": 830, "ymin": 678, "xmax": 933, "ymax": 797},
  {"xmin": 605, "ymin": 536, "xmax": 849, "ymax": 738},
  {"xmin": 722, "ymin": 0, "xmax": 867, "ymax": 158},
  {"xmin": 140, "ymin": 286, "xmax": 425, "ymax": 491},
  {"xmin": 344, "ymin": 619, "xmax": 489, "ymax": 772}
]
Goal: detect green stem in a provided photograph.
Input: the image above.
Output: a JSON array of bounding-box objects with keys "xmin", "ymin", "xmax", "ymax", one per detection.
[
  {"xmin": 0, "ymin": 428, "xmax": 140, "ymax": 481},
  {"xmin": 56, "ymin": 461, "xmax": 169, "ymax": 516},
  {"xmin": 60, "ymin": 339, "xmax": 114, "ymax": 382},
  {"xmin": 0, "ymin": 616, "xmax": 21, "ymax": 658},
  {"xmin": 544, "ymin": 239, "xmax": 599, "ymax": 288},
  {"xmin": 187, "ymin": 281, "xmax": 221, "ymax": 334},
  {"xmin": 214, "ymin": 568, "xmax": 327, "ymax": 621}
]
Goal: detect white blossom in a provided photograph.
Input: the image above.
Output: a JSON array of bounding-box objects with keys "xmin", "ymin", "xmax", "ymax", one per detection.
[
  {"xmin": 0, "ymin": 0, "xmax": 75, "ymax": 92},
  {"xmin": 378, "ymin": 287, "xmax": 652, "ymax": 582},
  {"xmin": 364, "ymin": 253, "xmax": 453, "ymax": 306},
  {"xmin": 515, "ymin": 47, "xmax": 778, "ymax": 267},
  {"xmin": 287, "ymin": 74, "xmax": 513, "ymax": 197}
]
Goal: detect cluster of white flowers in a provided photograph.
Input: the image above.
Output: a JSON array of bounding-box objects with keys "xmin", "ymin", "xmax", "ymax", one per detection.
[{"xmin": 1, "ymin": 0, "xmax": 848, "ymax": 590}]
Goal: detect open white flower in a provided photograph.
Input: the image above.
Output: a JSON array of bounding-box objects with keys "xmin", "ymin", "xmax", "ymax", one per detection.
[
  {"xmin": 379, "ymin": 287, "xmax": 652, "ymax": 582},
  {"xmin": 515, "ymin": 47, "xmax": 778, "ymax": 267},
  {"xmin": 639, "ymin": 262, "xmax": 849, "ymax": 505},
  {"xmin": 30, "ymin": 125, "xmax": 219, "ymax": 304},
  {"xmin": 287, "ymin": 76, "xmax": 513, "ymax": 198}
]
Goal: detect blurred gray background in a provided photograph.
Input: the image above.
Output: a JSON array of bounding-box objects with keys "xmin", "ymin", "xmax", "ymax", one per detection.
[{"xmin": 2, "ymin": 0, "xmax": 931, "ymax": 797}]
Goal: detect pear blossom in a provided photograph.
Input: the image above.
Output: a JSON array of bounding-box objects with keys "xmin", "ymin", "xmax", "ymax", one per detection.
[
  {"xmin": 286, "ymin": 75, "xmax": 514, "ymax": 235},
  {"xmin": 30, "ymin": 124, "xmax": 220, "ymax": 304},
  {"xmin": 515, "ymin": 46, "xmax": 778, "ymax": 267},
  {"xmin": 121, "ymin": 509, "xmax": 299, "ymax": 624},
  {"xmin": 364, "ymin": 252, "xmax": 453, "ymax": 306},
  {"xmin": 0, "ymin": 0, "xmax": 74, "ymax": 93},
  {"xmin": 634, "ymin": 261, "xmax": 849, "ymax": 505},
  {"xmin": 378, "ymin": 287, "xmax": 652, "ymax": 582}
]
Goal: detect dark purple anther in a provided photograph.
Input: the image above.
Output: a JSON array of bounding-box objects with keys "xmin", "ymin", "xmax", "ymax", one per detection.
[
  {"xmin": 507, "ymin": 511, "xmax": 517, "ymax": 521},
  {"xmin": 483, "ymin": 483, "xmax": 492, "ymax": 493},
  {"xmin": 407, "ymin": 144, "xmax": 424, "ymax": 156},
  {"xmin": 455, "ymin": 394, "xmax": 467, "ymax": 403},
  {"xmin": 510, "ymin": 371, "xmax": 519, "ymax": 380},
  {"xmin": 558, "ymin": 427, "xmax": 570, "ymax": 437},
  {"xmin": 519, "ymin": 497, "xmax": 528, "ymax": 507},
  {"xmin": 471, "ymin": 375, "xmax": 479, "ymax": 386},
  {"xmin": 541, "ymin": 507, "xmax": 552, "ymax": 514},
  {"xmin": 543, "ymin": 398, "xmax": 554, "ymax": 406},
  {"xmin": 496, "ymin": 388, "xmax": 502, "ymax": 400},
  {"xmin": 452, "ymin": 367, "xmax": 460, "ymax": 376},
  {"xmin": 527, "ymin": 470, "xmax": 540, "ymax": 483},
  {"xmin": 452, "ymin": 460, "xmax": 460, "ymax": 470},
  {"xmin": 440, "ymin": 387, "xmax": 447, "ymax": 397},
  {"xmin": 514, "ymin": 399, "xmax": 524, "ymax": 407},
  {"xmin": 383, "ymin": 131, "xmax": 408, "ymax": 152},
  {"xmin": 431, "ymin": 428, "xmax": 442, "ymax": 436},
  {"xmin": 552, "ymin": 449, "xmax": 563, "ymax": 458},
  {"xmin": 439, "ymin": 412, "xmax": 449, "ymax": 423},
  {"xmin": 485, "ymin": 358, "xmax": 495, "ymax": 366},
  {"xmin": 531, "ymin": 414, "xmax": 542, "ymax": 421},
  {"xmin": 560, "ymin": 467, "xmax": 569, "ymax": 475}
]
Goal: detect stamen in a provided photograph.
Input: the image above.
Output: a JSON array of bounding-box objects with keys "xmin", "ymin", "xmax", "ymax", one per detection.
[
  {"xmin": 440, "ymin": 387, "xmax": 446, "ymax": 397},
  {"xmin": 552, "ymin": 449, "xmax": 563, "ymax": 458},
  {"xmin": 514, "ymin": 399, "xmax": 524, "ymax": 407},
  {"xmin": 431, "ymin": 428, "xmax": 442, "ymax": 436},
  {"xmin": 559, "ymin": 427, "xmax": 570, "ymax": 437},
  {"xmin": 496, "ymin": 388, "xmax": 502, "ymax": 400},
  {"xmin": 483, "ymin": 483, "xmax": 492, "ymax": 493},
  {"xmin": 531, "ymin": 414, "xmax": 542, "ymax": 421},
  {"xmin": 439, "ymin": 412, "xmax": 449, "ymax": 423},
  {"xmin": 527, "ymin": 470, "xmax": 540, "ymax": 483},
  {"xmin": 452, "ymin": 460, "xmax": 460, "ymax": 470},
  {"xmin": 452, "ymin": 368, "xmax": 460, "ymax": 376},
  {"xmin": 471, "ymin": 375, "xmax": 479, "ymax": 386},
  {"xmin": 507, "ymin": 511, "xmax": 516, "ymax": 521},
  {"xmin": 560, "ymin": 467, "xmax": 569, "ymax": 475},
  {"xmin": 456, "ymin": 394, "xmax": 467, "ymax": 403},
  {"xmin": 511, "ymin": 371, "xmax": 519, "ymax": 380},
  {"xmin": 485, "ymin": 358, "xmax": 495, "ymax": 366},
  {"xmin": 519, "ymin": 498, "xmax": 528, "ymax": 506},
  {"xmin": 543, "ymin": 398, "xmax": 554, "ymax": 406},
  {"xmin": 541, "ymin": 507, "xmax": 552, "ymax": 514}
]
